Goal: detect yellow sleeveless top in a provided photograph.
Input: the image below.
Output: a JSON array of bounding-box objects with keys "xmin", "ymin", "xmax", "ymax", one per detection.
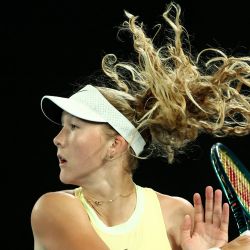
[{"xmin": 74, "ymin": 185, "xmax": 172, "ymax": 250}]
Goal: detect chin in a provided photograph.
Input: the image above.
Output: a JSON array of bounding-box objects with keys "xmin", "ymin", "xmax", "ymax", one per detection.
[{"xmin": 59, "ymin": 173, "xmax": 75, "ymax": 185}]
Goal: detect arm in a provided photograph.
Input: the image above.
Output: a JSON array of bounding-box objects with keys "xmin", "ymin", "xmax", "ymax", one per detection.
[
  {"xmin": 220, "ymin": 234, "xmax": 250, "ymax": 250},
  {"xmin": 181, "ymin": 186, "xmax": 229, "ymax": 250},
  {"xmin": 31, "ymin": 191, "xmax": 109, "ymax": 250}
]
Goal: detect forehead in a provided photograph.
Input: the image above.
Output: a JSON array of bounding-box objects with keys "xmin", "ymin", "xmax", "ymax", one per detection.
[
  {"xmin": 61, "ymin": 111, "xmax": 110, "ymax": 129},
  {"xmin": 61, "ymin": 111, "xmax": 81, "ymax": 123}
]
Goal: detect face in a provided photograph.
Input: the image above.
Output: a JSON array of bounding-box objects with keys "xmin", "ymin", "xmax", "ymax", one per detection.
[{"xmin": 53, "ymin": 112, "xmax": 112, "ymax": 185}]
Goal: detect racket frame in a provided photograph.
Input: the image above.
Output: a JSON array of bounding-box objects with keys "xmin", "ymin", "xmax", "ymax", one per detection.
[{"xmin": 210, "ymin": 142, "xmax": 250, "ymax": 235}]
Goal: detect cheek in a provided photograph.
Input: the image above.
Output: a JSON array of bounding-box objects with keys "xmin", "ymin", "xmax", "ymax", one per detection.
[
  {"xmin": 72, "ymin": 136, "xmax": 92, "ymax": 156},
  {"xmin": 72, "ymin": 134, "xmax": 108, "ymax": 160}
]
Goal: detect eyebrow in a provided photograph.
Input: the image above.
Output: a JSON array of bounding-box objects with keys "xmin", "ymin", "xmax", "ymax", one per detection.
[
  {"xmin": 61, "ymin": 111, "xmax": 72, "ymax": 124},
  {"xmin": 61, "ymin": 112, "xmax": 85, "ymax": 124}
]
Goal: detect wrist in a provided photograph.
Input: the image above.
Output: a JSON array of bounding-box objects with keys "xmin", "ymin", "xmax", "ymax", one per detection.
[
  {"xmin": 208, "ymin": 248, "xmax": 221, "ymax": 250},
  {"xmin": 241, "ymin": 230, "xmax": 250, "ymax": 236}
]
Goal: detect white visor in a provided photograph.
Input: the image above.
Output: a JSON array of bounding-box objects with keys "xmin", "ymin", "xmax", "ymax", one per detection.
[{"xmin": 41, "ymin": 84, "xmax": 146, "ymax": 156}]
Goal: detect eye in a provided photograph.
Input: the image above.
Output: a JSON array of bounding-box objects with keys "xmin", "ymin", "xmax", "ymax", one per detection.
[{"xmin": 70, "ymin": 124, "xmax": 78, "ymax": 130}]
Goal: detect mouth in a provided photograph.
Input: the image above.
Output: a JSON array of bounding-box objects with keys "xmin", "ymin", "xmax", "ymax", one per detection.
[{"xmin": 57, "ymin": 154, "xmax": 67, "ymax": 164}]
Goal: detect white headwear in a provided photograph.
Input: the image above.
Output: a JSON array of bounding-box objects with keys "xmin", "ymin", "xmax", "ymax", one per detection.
[{"xmin": 41, "ymin": 84, "xmax": 146, "ymax": 156}]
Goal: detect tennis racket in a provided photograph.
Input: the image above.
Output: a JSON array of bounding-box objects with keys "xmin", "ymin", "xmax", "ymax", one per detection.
[{"xmin": 210, "ymin": 142, "xmax": 250, "ymax": 235}]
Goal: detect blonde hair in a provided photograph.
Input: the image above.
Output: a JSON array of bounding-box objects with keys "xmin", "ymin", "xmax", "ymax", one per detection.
[{"xmin": 93, "ymin": 2, "xmax": 250, "ymax": 166}]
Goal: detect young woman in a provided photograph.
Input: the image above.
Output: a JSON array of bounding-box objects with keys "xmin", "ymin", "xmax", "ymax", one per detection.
[{"xmin": 31, "ymin": 2, "xmax": 250, "ymax": 250}]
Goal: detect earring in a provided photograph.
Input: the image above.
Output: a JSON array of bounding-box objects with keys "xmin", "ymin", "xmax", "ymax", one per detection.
[{"xmin": 105, "ymin": 152, "xmax": 114, "ymax": 161}]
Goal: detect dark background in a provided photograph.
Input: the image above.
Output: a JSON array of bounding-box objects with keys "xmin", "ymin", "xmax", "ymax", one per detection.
[{"xmin": 4, "ymin": 0, "xmax": 250, "ymax": 249}]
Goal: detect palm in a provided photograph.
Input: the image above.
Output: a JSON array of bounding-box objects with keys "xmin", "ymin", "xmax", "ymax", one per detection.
[
  {"xmin": 181, "ymin": 186, "xmax": 229, "ymax": 250},
  {"xmin": 191, "ymin": 221, "xmax": 228, "ymax": 246}
]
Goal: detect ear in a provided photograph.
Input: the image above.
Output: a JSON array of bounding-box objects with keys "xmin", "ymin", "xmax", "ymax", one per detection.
[{"xmin": 110, "ymin": 135, "xmax": 128, "ymax": 155}]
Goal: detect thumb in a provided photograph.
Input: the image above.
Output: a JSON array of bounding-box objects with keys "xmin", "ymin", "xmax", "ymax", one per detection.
[{"xmin": 181, "ymin": 214, "xmax": 192, "ymax": 242}]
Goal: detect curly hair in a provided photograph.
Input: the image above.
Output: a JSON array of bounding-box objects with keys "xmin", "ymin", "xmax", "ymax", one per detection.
[{"xmin": 88, "ymin": 2, "xmax": 250, "ymax": 166}]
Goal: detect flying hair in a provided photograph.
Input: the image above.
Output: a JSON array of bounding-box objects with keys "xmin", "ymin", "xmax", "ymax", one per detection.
[{"xmin": 92, "ymin": 2, "xmax": 250, "ymax": 164}]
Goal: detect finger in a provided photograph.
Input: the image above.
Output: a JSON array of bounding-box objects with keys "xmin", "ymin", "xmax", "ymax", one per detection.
[
  {"xmin": 212, "ymin": 189, "xmax": 223, "ymax": 227},
  {"xmin": 205, "ymin": 186, "xmax": 214, "ymax": 223},
  {"xmin": 193, "ymin": 192, "xmax": 204, "ymax": 224},
  {"xmin": 181, "ymin": 214, "xmax": 192, "ymax": 242},
  {"xmin": 220, "ymin": 202, "xmax": 229, "ymax": 234}
]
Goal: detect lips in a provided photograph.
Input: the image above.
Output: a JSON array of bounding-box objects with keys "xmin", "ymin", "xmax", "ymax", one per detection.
[{"xmin": 57, "ymin": 154, "xmax": 67, "ymax": 164}]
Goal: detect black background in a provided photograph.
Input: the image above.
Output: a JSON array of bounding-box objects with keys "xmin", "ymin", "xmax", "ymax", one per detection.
[{"xmin": 4, "ymin": 0, "xmax": 250, "ymax": 249}]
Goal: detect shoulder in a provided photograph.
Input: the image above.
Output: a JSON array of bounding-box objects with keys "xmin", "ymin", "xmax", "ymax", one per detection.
[
  {"xmin": 31, "ymin": 190, "xmax": 86, "ymax": 237},
  {"xmin": 141, "ymin": 186, "xmax": 193, "ymax": 217},
  {"xmin": 156, "ymin": 191, "xmax": 194, "ymax": 248},
  {"xmin": 157, "ymin": 191, "xmax": 193, "ymax": 216},
  {"xmin": 31, "ymin": 188, "xmax": 81, "ymax": 216},
  {"xmin": 31, "ymin": 190, "xmax": 108, "ymax": 250},
  {"xmin": 31, "ymin": 190, "xmax": 81, "ymax": 219}
]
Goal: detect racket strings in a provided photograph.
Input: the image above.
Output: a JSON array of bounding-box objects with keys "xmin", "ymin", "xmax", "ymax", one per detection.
[{"xmin": 220, "ymin": 150, "xmax": 250, "ymax": 214}]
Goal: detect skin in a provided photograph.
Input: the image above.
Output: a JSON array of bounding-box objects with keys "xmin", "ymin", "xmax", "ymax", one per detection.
[{"xmin": 31, "ymin": 112, "xmax": 249, "ymax": 250}]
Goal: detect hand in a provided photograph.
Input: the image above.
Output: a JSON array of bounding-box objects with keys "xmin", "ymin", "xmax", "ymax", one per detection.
[{"xmin": 181, "ymin": 186, "xmax": 229, "ymax": 250}]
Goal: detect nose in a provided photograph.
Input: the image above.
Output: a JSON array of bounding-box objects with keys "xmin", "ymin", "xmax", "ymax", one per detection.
[{"xmin": 53, "ymin": 128, "xmax": 65, "ymax": 147}]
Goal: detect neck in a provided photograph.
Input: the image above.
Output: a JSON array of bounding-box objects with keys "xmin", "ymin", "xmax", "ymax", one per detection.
[
  {"xmin": 84, "ymin": 182, "xmax": 136, "ymax": 206},
  {"xmin": 80, "ymin": 174, "xmax": 137, "ymax": 226},
  {"xmin": 80, "ymin": 160, "xmax": 134, "ymax": 201},
  {"xmin": 81, "ymin": 174, "xmax": 135, "ymax": 204}
]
